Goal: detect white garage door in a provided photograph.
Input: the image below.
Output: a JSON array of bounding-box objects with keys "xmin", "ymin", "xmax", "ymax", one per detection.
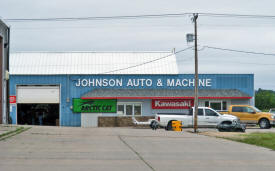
[{"xmin": 17, "ymin": 86, "xmax": 60, "ymax": 103}]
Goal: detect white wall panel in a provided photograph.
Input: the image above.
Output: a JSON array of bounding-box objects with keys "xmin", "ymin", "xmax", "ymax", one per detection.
[
  {"xmin": 17, "ymin": 86, "xmax": 60, "ymax": 103},
  {"xmin": 81, "ymin": 113, "xmax": 102, "ymax": 127}
]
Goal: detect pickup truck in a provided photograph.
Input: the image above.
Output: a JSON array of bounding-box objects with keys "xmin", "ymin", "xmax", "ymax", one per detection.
[
  {"xmin": 220, "ymin": 105, "xmax": 275, "ymax": 129},
  {"xmin": 269, "ymin": 108, "xmax": 275, "ymax": 114},
  {"xmin": 155, "ymin": 107, "xmax": 238, "ymax": 130}
]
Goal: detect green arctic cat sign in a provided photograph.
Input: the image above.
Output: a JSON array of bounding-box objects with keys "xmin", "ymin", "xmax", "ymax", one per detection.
[{"xmin": 73, "ymin": 99, "xmax": 117, "ymax": 113}]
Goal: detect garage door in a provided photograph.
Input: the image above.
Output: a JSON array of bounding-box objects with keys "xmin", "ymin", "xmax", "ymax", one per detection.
[{"xmin": 17, "ymin": 86, "xmax": 60, "ymax": 103}]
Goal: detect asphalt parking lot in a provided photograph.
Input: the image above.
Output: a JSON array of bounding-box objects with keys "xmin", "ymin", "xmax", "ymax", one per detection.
[{"xmin": 0, "ymin": 126, "xmax": 275, "ymax": 171}]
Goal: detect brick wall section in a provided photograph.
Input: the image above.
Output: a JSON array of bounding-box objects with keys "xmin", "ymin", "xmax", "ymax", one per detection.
[{"xmin": 98, "ymin": 116, "xmax": 154, "ymax": 127}]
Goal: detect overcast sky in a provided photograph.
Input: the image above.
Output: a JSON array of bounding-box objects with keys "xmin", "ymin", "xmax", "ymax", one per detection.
[{"xmin": 1, "ymin": 0, "xmax": 275, "ymax": 90}]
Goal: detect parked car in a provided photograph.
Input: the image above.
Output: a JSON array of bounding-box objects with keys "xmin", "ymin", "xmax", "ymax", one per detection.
[
  {"xmin": 155, "ymin": 107, "xmax": 239, "ymax": 130},
  {"xmin": 220, "ymin": 105, "xmax": 275, "ymax": 129},
  {"xmin": 269, "ymin": 108, "xmax": 275, "ymax": 114}
]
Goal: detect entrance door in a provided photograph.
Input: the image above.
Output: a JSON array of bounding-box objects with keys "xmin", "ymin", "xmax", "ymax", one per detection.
[{"xmin": 16, "ymin": 85, "xmax": 60, "ymax": 126}]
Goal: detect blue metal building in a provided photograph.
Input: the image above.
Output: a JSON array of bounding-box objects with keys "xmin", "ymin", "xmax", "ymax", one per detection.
[{"xmin": 9, "ymin": 52, "xmax": 254, "ymax": 127}]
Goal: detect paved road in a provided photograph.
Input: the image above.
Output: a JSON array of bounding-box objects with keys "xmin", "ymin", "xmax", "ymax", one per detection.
[{"xmin": 0, "ymin": 126, "xmax": 275, "ymax": 171}]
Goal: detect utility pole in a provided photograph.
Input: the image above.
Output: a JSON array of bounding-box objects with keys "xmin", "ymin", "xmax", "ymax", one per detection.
[{"xmin": 192, "ymin": 13, "xmax": 199, "ymax": 133}]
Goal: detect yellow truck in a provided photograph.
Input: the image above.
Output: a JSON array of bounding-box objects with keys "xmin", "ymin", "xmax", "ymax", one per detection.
[{"xmin": 221, "ymin": 105, "xmax": 275, "ymax": 129}]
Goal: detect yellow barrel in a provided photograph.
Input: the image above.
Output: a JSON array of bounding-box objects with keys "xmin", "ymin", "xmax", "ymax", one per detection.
[{"xmin": 172, "ymin": 121, "xmax": 182, "ymax": 131}]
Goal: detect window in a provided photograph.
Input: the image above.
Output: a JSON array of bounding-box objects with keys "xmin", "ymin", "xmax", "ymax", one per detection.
[
  {"xmin": 232, "ymin": 107, "xmax": 243, "ymax": 112},
  {"xmin": 117, "ymin": 105, "xmax": 124, "ymax": 115},
  {"xmin": 205, "ymin": 109, "xmax": 219, "ymax": 116},
  {"xmin": 189, "ymin": 109, "xmax": 204, "ymax": 116},
  {"xmin": 134, "ymin": 104, "xmax": 141, "ymax": 115},
  {"xmin": 205, "ymin": 101, "xmax": 227, "ymax": 111},
  {"xmin": 232, "ymin": 107, "xmax": 254, "ymax": 113},
  {"xmin": 222, "ymin": 101, "xmax": 227, "ymax": 110},
  {"xmin": 244, "ymin": 107, "xmax": 255, "ymax": 113},
  {"xmin": 252, "ymin": 106, "xmax": 261, "ymax": 112},
  {"xmin": 117, "ymin": 103, "xmax": 142, "ymax": 116},
  {"xmin": 198, "ymin": 109, "xmax": 203, "ymax": 116},
  {"xmin": 126, "ymin": 105, "xmax": 133, "ymax": 115},
  {"xmin": 210, "ymin": 102, "xmax": 221, "ymax": 111}
]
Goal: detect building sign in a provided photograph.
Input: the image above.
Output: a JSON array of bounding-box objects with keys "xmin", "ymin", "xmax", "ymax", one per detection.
[
  {"xmin": 9, "ymin": 96, "xmax": 16, "ymax": 104},
  {"xmin": 73, "ymin": 99, "xmax": 117, "ymax": 113},
  {"xmin": 152, "ymin": 99, "xmax": 194, "ymax": 109},
  {"xmin": 75, "ymin": 78, "xmax": 212, "ymax": 88}
]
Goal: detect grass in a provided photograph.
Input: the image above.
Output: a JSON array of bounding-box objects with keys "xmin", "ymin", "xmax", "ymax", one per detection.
[
  {"xmin": 227, "ymin": 132, "xmax": 275, "ymax": 150},
  {"xmin": 0, "ymin": 126, "xmax": 31, "ymax": 141}
]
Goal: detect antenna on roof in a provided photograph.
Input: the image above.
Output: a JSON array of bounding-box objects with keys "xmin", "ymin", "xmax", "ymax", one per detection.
[{"xmin": 172, "ymin": 48, "xmax": 176, "ymax": 54}]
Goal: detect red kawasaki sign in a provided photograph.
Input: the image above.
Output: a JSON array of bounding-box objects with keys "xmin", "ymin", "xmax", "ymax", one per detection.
[{"xmin": 152, "ymin": 99, "xmax": 194, "ymax": 109}]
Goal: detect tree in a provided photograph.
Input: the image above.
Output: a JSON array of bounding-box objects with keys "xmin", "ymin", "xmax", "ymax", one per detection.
[{"xmin": 255, "ymin": 89, "xmax": 275, "ymax": 110}]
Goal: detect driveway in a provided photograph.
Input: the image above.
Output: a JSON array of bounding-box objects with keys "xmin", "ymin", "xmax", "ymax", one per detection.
[{"xmin": 0, "ymin": 126, "xmax": 275, "ymax": 171}]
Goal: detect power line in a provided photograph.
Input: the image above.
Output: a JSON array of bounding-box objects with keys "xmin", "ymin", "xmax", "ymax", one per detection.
[
  {"xmin": 4, "ymin": 13, "xmax": 191, "ymax": 22},
  {"xmin": 4, "ymin": 12, "xmax": 275, "ymax": 22},
  {"xmin": 200, "ymin": 60, "xmax": 275, "ymax": 66},
  {"xmin": 199, "ymin": 13, "xmax": 275, "ymax": 19},
  {"xmin": 204, "ymin": 46, "xmax": 275, "ymax": 56},
  {"xmin": 177, "ymin": 55, "xmax": 275, "ymax": 66},
  {"xmin": 11, "ymin": 24, "xmax": 189, "ymax": 30},
  {"xmin": 101, "ymin": 46, "xmax": 193, "ymax": 74}
]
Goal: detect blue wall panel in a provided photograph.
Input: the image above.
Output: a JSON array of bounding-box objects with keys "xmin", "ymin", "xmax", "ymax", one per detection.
[
  {"xmin": 9, "ymin": 75, "xmax": 81, "ymax": 126},
  {"xmin": 69, "ymin": 74, "xmax": 254, "ymax": 96},
  {"xmin": 10, "ymin": 74, "xmax": 254, "ymax": 126}
]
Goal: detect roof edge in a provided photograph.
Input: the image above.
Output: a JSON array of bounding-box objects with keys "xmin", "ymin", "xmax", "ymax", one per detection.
[
  {"xmin": 81, "ymin": 97, "xmax": 252, "ymax": 100},
  {"xmin": 0, "ymin": 19, "xmax": 9, "ymax": 28}
]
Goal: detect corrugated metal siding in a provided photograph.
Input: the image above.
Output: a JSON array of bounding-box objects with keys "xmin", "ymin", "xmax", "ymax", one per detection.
[
  {"xmin": 9, "ymin": 75, "xmax": 80, "ymax": 126},
  {"xmin": 215, "ymin": 74, "xmax": 254, "ymax": 97},
  {"xmin": 70, "ymin": 74, "xmax": 254, "ymax": 96},
  {"xmin": 9, "ymin": 74, "xmax": 254, "ymax": 126},
  {"xmin": 82, "ymin": 89, "xmax": 250, "ymax": 98},
  {"xmin": 10, "ymin": 52, "xmax": 178, "ymax": 75}
]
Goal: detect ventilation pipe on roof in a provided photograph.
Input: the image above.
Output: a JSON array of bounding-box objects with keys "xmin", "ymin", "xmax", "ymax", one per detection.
[{"xmin": 172, "ymin": 48, "xmax": 176, "ymax": 54}]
